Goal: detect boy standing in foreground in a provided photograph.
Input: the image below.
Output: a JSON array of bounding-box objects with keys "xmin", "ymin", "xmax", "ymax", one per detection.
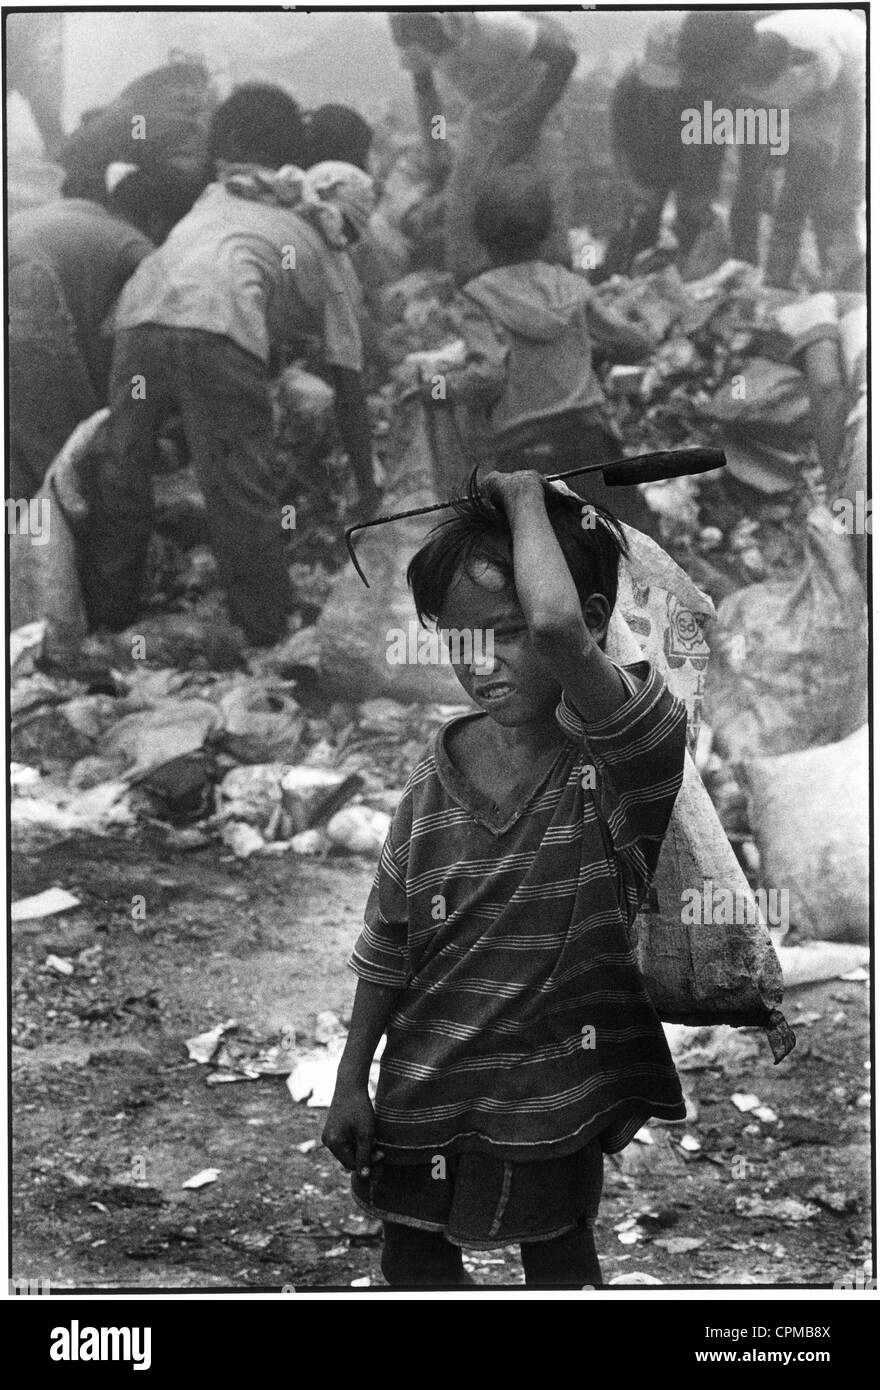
[{"xmin": 323, "ymin": 471, "xmax": 688, "ymax": 1287}]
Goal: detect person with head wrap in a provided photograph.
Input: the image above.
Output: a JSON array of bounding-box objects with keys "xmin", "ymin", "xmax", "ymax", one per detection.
[
  {"xmin": 301, "ymin": 160, "xmax": 377, "ymax": 247},
  {"xmin": 83, "ymin": 86, "xmax": 379, "ymax": 647},
  {"xmin": 390, "ymin": 11, "xmax": 576, "ymax": 286}
]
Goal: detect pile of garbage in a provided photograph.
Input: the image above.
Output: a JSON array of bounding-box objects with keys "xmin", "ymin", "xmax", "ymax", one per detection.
[
  {"xmin": 10, "ymin": 181, "xmax": 868, "ymax": 951},
  {"xmin": 11, "ymin": 616, "xmax": 469, "ymax": 858},
  {"xmin": 538, "ymin": 261, "xmax": 868, "ymax": 951}
]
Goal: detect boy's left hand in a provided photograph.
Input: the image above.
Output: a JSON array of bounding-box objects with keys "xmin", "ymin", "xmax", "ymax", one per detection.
[{"xmin": 481, "ymin": 469, "xmax": 547, "ymax": 515}]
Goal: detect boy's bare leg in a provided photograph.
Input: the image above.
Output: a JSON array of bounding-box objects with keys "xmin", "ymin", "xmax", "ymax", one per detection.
[
  {"xmin": 520, "ymin": 1220, "xmax": 602, "ymax": 1289},
  {"xmin": 381, "ymin": 1223, "xmax": 470, "ymax": 1288}
]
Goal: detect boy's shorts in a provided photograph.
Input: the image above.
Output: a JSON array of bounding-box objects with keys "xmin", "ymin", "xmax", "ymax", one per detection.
[{"xmin": 351, "ymin": 1140, "xmax": 604, "ymax": 1249}]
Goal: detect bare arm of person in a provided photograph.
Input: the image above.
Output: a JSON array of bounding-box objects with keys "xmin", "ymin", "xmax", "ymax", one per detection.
[
  {"xmin": 412, "ymin": 69, "xmax": 453, "ymax": 188},
  {"xmin": 322, "ymin": 978, "xmax": 401, "ymax": 1177},
  {"xmin": 495, "ymin": 31, "xmax": 577, "ymax": 161},
  {"xmin": 329, "ymin": 366, "xmax": 381, "ymax": 514},
  {"xmin": 388, "ymin": 15, "xmax": 452, "ymax": 187},
  {"xmin": 483, "ymin": 470, "xmax": 629, "ymax": 722},
  {"xmin": 799, "ymin": 339, "xmax": 847, "ymax": 490}
]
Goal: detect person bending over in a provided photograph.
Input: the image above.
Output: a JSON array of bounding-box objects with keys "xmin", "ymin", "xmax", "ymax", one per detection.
[{"xmin": 85, "ymin": 84, "xmax": 378, "ymax": 647}]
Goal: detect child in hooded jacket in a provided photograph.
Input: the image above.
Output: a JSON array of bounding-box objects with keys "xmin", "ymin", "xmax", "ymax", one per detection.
[{"xmin": 437, "ymin": 163, "xmax": 655, "ymax": 532}]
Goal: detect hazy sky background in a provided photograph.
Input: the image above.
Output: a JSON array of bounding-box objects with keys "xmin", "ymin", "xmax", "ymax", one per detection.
[{"xmin": 7, "ymin": 8, "xmax": 670, "ymax": 141}]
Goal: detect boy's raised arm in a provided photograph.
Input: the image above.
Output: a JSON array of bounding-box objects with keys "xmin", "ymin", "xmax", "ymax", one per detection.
[{"xmin": 483, "ymin": 471, "xmax": 630, "ymax": 723}]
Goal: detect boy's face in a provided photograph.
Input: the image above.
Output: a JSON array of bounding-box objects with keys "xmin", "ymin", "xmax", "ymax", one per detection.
[{"xmin": 437, "ymin": 561, "xmax": 562, "ymax": 727}]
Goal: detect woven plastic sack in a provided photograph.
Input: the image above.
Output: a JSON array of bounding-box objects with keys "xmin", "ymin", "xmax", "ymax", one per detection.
[
  {"xmin": 740, "ymin": 724, "xmax": 868, "ymax": 945},
  {"xmin": 698, "ymin": 357, "xmax": 811, "ymax": 431},
  {"xmin": 704, "ymin": 505, "xmax": 867, "ymax": 763},
  {"xmin": 217, "ymin": 681, "xmax": 305, "ymax": 764},
  {"xmin": 607, "ymin": 527, "xmax": 793, "ymax": 1061},
  {"xmin": 9, "ymin": 409, "xmax": 106, "ymax": 661},
  {"xmin": 612, "ymin": 524, "xmax": 714, "ymax": 756},
  {"xmin": 312, "ymin": 389, "xmax": 462, "ymax": 703}
]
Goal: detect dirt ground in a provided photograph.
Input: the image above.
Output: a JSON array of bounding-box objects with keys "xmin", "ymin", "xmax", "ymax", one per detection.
[{"xmin": 11, "ymin": 832, "xmax": 872, "ymax": 1292}]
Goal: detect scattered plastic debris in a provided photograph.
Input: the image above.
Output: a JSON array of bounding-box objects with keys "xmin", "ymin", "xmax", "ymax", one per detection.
[
  {"xmin": 11, "ymin": 781, "xmax": 135, "ymax": 839},
  {"xmin": 339, "ymin": 1213, "xmax": 382, "ymax": 1243},
  {"xmin": 290, "ymin": 829, "xmax": 329, "ymax": 855},
  {"xmin": 731, "ymin": 1093, "xmax": 762, "ymax": 1113},
  {"xmin": 182, "ymin": 1168, "xmax": 220, "ymax": 1190},
  {"xmin": 185, "ymin": 1020, "xmax": 238, "ymax": 1066},
  {"xmin": 10, "ymin": 621, "xmax": 47, "ymax": 678},
  {"xmin": 101, "ymin": 700, "xmax": 219, "ymax": 780},
  {"xmin": 286, "ymin": 1049, "xmax": 345, "ymax": 1109},
  {"xmin": 217, "ymin": 681, "xmax": 304, "ymax": 764},
  {"xmin": 220, "ymin": 821, "xmax": 265, "ymax": 860},
  {"xmin": 734, "ymin": 1196, "xmax": 821, "ymax": 1223},
  {"xmin": 12, "ymin": 887, "xmax": 81, "ymax": 923},
  {"xmin": 10, "ymin": 763, "xmax": 41, "ymax": 788},
  {"xmin": 776, "ymin": 942, "xmax": 869, "ymax": 989},
  {"xmin": 314, "ymin": 1010, "xmax": 347, "ymax": 1045},
  {"xmin": 653, "ymin": 1236, "xmax": 705, "ymax": 1255},
  {"xmin": 286, "ymin": 1029, "xmax": 383, "ymax": 1107},
  {"xmin": 806, "ymin": 1185, "xmax": 857, "ymax": 1216},
  {"xmin": 609, "ymin": 1272, "xmax": 663, "ymax": 1286},
  {"xmin": 326, "ymin": 805, "xmax": 391, "ymax": 855},
  {"xmin": 45, "ymin": 954, "xmax": 75, "ymax": 976}
]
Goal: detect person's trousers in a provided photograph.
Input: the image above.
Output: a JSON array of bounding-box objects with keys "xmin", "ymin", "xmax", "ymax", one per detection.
[
  {"xmin": 381, "ymin": 1217, "xmax": 603, "ymax": 1289},
  {"xmin": 85, "ymin": 325, "xmax": 293, "ymax": 646},
  {"xmin": 607, "ymin": 72, "xmax": 724, "ymax": 273},
  {"xmin": 729, "ymin": 142, "xmax": 771, "ymax": 267},
  {"xmin": 764, "ymin": 149, "xmax": 865, "ymax": 291},
  {"xmin": 493, "ymin": 409, "xmax": 660, "ymax": 538}
]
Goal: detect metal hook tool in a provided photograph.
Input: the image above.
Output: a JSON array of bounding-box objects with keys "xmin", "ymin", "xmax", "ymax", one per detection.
[{"xmin": 344, "ymin": 447, "xmax": 725, "ymax": 587}]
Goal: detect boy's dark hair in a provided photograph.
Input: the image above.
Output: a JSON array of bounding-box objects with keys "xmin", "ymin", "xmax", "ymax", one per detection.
[
  {"xmin": 308, "ymin": 104, "xmax": 373, "ymax": 170},
  {"xmin": 107, "ymin": 166, "xmax": 200, "ymax": 241},
  {"xmin": 207, "ymin": 83, "xmax": 308, "ymax": 171},
  {"xmin": 472, "ymin": 165, "xmax": 554, "ymax": 264},
  {"xmin": 407, "ymin": 468, "xmax": 628, "ymax": 626}
]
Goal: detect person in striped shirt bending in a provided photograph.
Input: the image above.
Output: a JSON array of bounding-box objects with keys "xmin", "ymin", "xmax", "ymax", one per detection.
[{"xmin": 323, "ymin": 469, "xmax": 688, "ymax": 1287}]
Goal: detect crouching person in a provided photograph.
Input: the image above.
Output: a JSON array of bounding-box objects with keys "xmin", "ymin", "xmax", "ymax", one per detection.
[
  {"xmin": 323, "ymin": 470, "xmax": 688, "ymax": 1287},
  {"xmin": 7, "ymin": 178, "xmax": 159, "ymax": 499},
  {"xmin": 84, "ymin": 84, "xmax": 378, "ymax": 647}
]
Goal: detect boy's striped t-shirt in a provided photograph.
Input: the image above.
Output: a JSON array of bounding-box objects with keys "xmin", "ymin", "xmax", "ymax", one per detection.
[{"xmin": 350, "ymin": 661, "xmax": 688, "ymax": 1162}]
